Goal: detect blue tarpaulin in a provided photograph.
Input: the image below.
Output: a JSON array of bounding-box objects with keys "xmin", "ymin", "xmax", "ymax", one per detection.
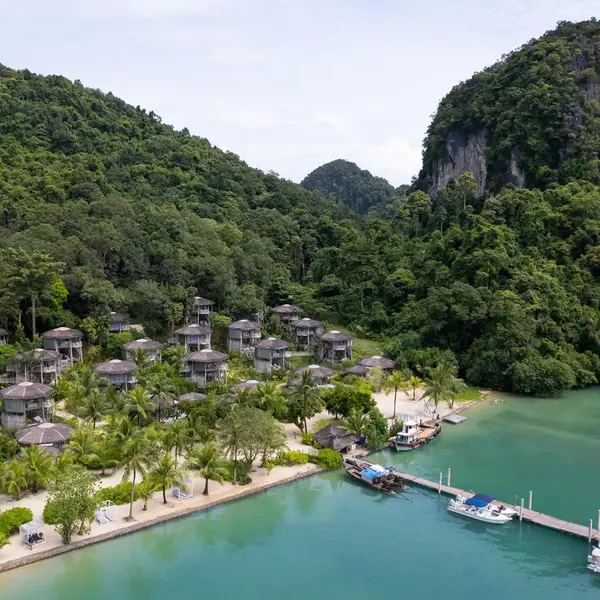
[
  {"xmin": 465, "ymin": 494, "xmax": 494, "ymax": 507},
  {"xmin": 361, "ymin": 469, "xmax": 381, "ymax": 480}
]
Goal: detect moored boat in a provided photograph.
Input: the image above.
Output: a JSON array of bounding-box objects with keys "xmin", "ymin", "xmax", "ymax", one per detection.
[
  {"xmin": 342, "ymin": 457, "xmax": 407, "ymax": 494},
  {"xmin": 587, "ymin": 542, "xmax": 600, "ymax": 573},
  {"xmin": 448, "ymin": 493, "xmax": 513, "ymax": 524},
  {"xmin": 389, "ymin": 414, "xmax": 441, "ymax": 451},
  {"xmin": 452, "ymin": 493, "xmax": 518, "ymax": 518}
]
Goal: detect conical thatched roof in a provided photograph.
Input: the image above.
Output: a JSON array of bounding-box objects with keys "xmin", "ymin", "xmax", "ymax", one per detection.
[
  {"xmin": 42, "ymin": 326, "xmax": 83, "ymax": 340},
  {"xmin": 122, "ymin": 338, "xmax": 164, "ymax": 351},
  {"xmin": 228, "ymin": 319, "xmax": 261, "ymax": 332},
  {"xmin": 183, "ymin": 349, "xmax": 228, "ymax": 363},
  {"xmin": 16, "ymin": 422, "xmax": 74, "ymax": 446},
  {"xmin": 175, "ymin": 324, "xmax": 211, "ymax": 336},
  {"xmin": 256, "ymin": 337, "xmax": 290, "ymax": 350},
  {"xmin": 320, "ymin": 330, "xmax": 352, "ymax": 342},
  {"xmin": 290, "ymin": 317, "xmax": 322, "ymax": 329},
  {"xmin": 313, "ymin": 423, "xmax": 359, "ymax": 452},
  {"xmin": 94, "ymin": 359, "xmax": 138, "ymax": 375},
  {"xmin": 0, "ymin": 381, "xmax": 54, "ymax": 399},
  {"xmin": 295, "ymin": 364, "xmax": 334, "ymax": 379},
  {"xmin": 357, "ymin": 356, "xmax": 395, "ymax": 369},
  {"xmin": 272, "ymin": 304, "xmax": 302, "ymax": 315}
]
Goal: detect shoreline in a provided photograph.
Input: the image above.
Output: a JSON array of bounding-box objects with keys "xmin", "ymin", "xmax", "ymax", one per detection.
[{"xmin": 0, "ymin": 465, "xmax": 322, "ymax": 575}]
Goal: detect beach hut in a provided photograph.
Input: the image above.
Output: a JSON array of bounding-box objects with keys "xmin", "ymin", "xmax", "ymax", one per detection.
[
  {"xmin": 312, "ymin": 423, "xmax": 359, "ymax": 452},
  {"xmin": 227, "ymin": 319, "xmax": 261, "ymax": 354},
  {"xmin": 357, "ymin": 356, "xmax": 395, "ymax": 374},
  {"xmin": 254, "ymin": 338, "xmax": 291, "ymax": 374},
  {"xmin": 122, "ymin": 338, "xmax": 164, "ymax": 362},
  {"xmin": 180, "ymin": 349, "xmax": 228, "ymax": 390},
  {"xmin": 318, "ymin": 330, "xmax": 353, "ymax": 364},
  {"xmin": 294, "ymin": 364, "xmax": 335, "ymax": 386},
  {"xmin": 94, "ymin": 359, "xmax": 138, "ymax": 391},
  {"xmin": 271, "ymin": 304, "xmax": 302, "ymax": 325},
  {"xmin": 42, "ymin": 327, "xmax": 83, "ymax": 367},
  {"xmin": 175, "ymin": 324, "xmax": 211, "ymax": 352},
  {"xmin": 109, "ymin": 311, "xmax": 131, "ymax": 333},
  {"xmin": 0, "ymin": 327, "xmax": 8, "ymax": 345},
  {"xmin": 15, "ymin": 422, "xmax": 74, "ymax": 448},
  {"xmin": 6, "ymin": 349, "xmax": 61, "ymax": 385},
  {"xmin": 0, "ymin": 382, "xmax": 55, "ymax": 429},
  {"xmin": 290, "ymin": 318, "xmax": 323, "ymax": 349},
  {"xmin": 177, "ymin": 392, "xmax": 208, "ymax": 404},
  {"xmin": 342, "ymin": 364, "xmax": 371, "ymax": 378},
  {"xmin": 230, "ymin": 379, "xmax": 261, "ymax": 392},
  {"xmin": 190, "ymin": 296, "xmax": 214, "ymax": 325}
]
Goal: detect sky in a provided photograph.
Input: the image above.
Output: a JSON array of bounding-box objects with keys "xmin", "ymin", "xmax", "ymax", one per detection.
[{"xmin": 0, "ymin": 1, "xmax": 598, "ymax": 186}]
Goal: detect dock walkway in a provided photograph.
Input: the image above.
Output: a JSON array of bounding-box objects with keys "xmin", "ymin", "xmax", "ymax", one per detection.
[{"xmin": 398, "ymin": 470, "xmax": 600, "ymax": 542}]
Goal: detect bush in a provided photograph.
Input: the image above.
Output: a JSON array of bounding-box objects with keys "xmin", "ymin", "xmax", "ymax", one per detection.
[
  {"xmin": 274, "ymin": 450, "xmax": 309, "ymax": 466},
  {"xmin": 43, "ymin": 500, "xmax": 59, "ymax": 525},
  {"xmin": 0, "ymin": 431, "xmax": 18, "ymax": 461},
  {"xmin": 0, "ymin": 507, "xmax": 34, "ymax": 535},
  {"xmin": 389, "ymin": 420, "xmax": 404, "ymax": 437},
  {"xmin": 314, "ymin": 448, "xmax": 343, "ymax": 470},
  {"xmin": 223, "ymin": 460, "xmax": 252, "ymax": 484},
  {"xmin": 300, "ymin": 432, "xmax": 313, "ymax": 445},
  {"xmin": 95, "ymin": 482, "xmax": 140, "ymax": 505}
]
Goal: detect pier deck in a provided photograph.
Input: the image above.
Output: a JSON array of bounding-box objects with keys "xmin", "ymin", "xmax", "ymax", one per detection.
[{"xmin": 396, "ymin": 469, "xmax": 600, "ymax": 542}]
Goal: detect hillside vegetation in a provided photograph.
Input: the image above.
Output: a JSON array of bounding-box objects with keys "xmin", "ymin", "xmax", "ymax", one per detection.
[{"xmin": 3, "ymin": 21, "xmax": 600, "ymax": 397}]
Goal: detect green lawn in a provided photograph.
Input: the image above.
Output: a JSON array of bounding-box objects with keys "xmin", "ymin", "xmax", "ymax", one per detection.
[
  {"xmin": 326, "ymin": 323, "xmax": 383, "ymax": 359},
  {"xmin": 455, "ymin": 386, "xmax": 483, "ymax": 403}
]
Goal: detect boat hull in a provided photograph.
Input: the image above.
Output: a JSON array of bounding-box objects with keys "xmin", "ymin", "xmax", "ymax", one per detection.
[{"xmin": 447, "ymin": 505, "xmax": 512, "ymax": 524}]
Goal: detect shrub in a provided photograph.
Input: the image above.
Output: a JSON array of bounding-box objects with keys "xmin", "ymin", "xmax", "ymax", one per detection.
[
  {"xmin": 0, "ymin": 507, "xmax": 34, "ymax": 535},
  {"xmin": 274, "ymin": 450, "xmax": 309, "ymax": 466},
  {"xmin": 314, "ymin": 448, "xmax": 343, "ymax": 470},
  {"xmin": 300, "ymin": 432, "xmax": 313, "ymax": 445},
  {"xmin": 95, "ymin": 482, "xmax": 140, "ymax": 505},
  {"xmin": 0, "ymin": 431, "xmax": 18, "ymax": 461},
  {"xmin": 43, "ymin": 500, "xmax": 59, "ymax": 525},
  {"xmin": 389, "ymin": 420, "xmax": 404, "ymax": 437},
  {"xmin": 223, "ymin": 460, "xmax": 252, "ymax": 484}
]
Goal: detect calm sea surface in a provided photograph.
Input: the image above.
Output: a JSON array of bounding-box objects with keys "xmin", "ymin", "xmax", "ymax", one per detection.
[{"xmin": 1, "ymin": 389, "xmax": 600, "ymax": 599}]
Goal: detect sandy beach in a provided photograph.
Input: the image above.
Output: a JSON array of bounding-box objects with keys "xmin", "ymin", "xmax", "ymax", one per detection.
[{"xmin": 0, "ymin": 388, "xmax": 476, "ymax": 572}]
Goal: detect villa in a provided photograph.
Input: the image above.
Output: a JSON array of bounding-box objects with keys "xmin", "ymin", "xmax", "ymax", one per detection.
[
  {"xmin": 6, "ymin": 349, "xmax": 61, "ymax": 385},
  {"xmin": 190, "ymin": 296, "xmax": 214, "ymax": 325},
  {"xmin": 357, "ymin": 355, "xmax": 395, "ymax": 374},
  {"xmin": 122, "ymin": 338, "xmax": 163, "ymax": 362},
  {"xmin": 290, "ymin": 317, "xmax": 323, "ymax": 349},
  {"xmin": 0, "ymin": 327, "xmax": 8, "ymax": 345},
  {"xmin": 0, "ymin": 382, "xmax": 55, "ymax": 429},
  {"xmin": 174, "ymin": 324, "xmax": 211, "ymax": 352},
  {"xmin": 254, "ymin": 338, "xmax": 291, "ymax": 374},
  {"xmin": 94, "ymin": 359, "xmax": 138, "ymax": 391},
  {"xmin": 180, "ymin": 349, "xmax": 228, "ymax": 390},
  {"xmin": 271, "ymin": 304, "xmax": 302, "ymax": 325},
  {"xmin": 41, "ymin": 327, "xmax": 83, "ymax": 367},
  {"xmin": 318, "ymin": 330, "xmax": 353, "ymax": 364},
  {"xmin": 109, "ymin": 312, "xmax": 131, "ymax": 333},
  {"xmin": 227, "ymin": 319, "xmax": 261, "ymax": 354}
]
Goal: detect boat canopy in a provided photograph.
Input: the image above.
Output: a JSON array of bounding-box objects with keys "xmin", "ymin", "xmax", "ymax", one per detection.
[
  {"xmin": 465, "ymin": 494, "xmax": 494, "ymax": 507},
  {"xmin": 361, "ymin": 469, "xmax": 383, "ymax": 480}
]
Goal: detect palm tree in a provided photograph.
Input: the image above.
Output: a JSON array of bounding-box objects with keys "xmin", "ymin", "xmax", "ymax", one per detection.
[
  {"xmin": 423, "ymin": 362, "xmax": 454, "ymax": 416},
  {"xmin": 124, "ymin": 386, "xmax": 155, "ymax": 426},
  {"xmin": 408, "ymin": 376, "xmax": 423, "ymax": 402},
  {"xmin": 95, "ymin": 433, "xmax": 121, "ymax": 476},
  {"xmin": 121, "ymin": 432, "xmax": 157, "ymax": 519},
  {"xmin": 78, "ymin": 388, "xmax": 108, "ymax": 428},
  {"xmin": 231, "ymin": 387, "xmax": 257, "ymax": 409},
  {"xmin": 21, "ymin": 445, "xmax": 54, "ymax": 493},
  {"xmin": 168, "ymin": 420, "xmax": 192, "ymax": 460},
  {"xmin": 104, "ymin": 385, "xmax": 125, "ymax": 413},
  {"xmin": 133, "ymin": 348, "xmax": 150, "ymax": 370},
  {"xmin": 255, "ymin": 382, "xmax": 285, "ymax": 416},
  {"xmin": 68, "ymin": 425, "xmax": 100, "ymax": 464},
  {"xmin": 288, "ymin": 370, "xmax": 323, "ymax": 434},
  {"xmin": 0, "ymin": 460, "xmax": 28, "ymax": 499},
  {"xmin": 446, "ymin": 376, "xmax": 467, "ymax": 409},
  {"xmin": 151, "ymin": 455, "xmax": 187, "ymax": 504},
  {"xmin": 148, "ymin": 374, "xmax": 176, "ymax": 422},
  {"xmin": 137, "ymin": 477, "xmax": 159, "ymax": 511},
  {"xmin": 385, "ymin": 372, "xmax": 408, "ymax": 420},
  {"xmin": 340, "ymin": 408, "xmax": 369, "ymax": 437},
  {"xmin": 186, "ymin": 443, "xmax": 228, "ymax": 496},
  {"xmin": 219, "ymin": 411, "xmax": 244, "ymax": 485}
]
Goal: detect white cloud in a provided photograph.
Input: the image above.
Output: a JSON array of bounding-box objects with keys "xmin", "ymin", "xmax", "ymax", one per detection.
[{"xmin": 316, "ymin": 112, "xmax": 347, "ymax": 134}]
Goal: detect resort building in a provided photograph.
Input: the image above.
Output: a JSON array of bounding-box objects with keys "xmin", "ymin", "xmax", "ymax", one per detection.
[
  {"xmin": 0, "ymin": 327, "xmax": 8, "ymax": 345},
  {"xmin": 342, "ymin": 364, "xmax": 371, "ymax": 378},
  {"xmin": 109, "ymin": 312, "xmax": 131, "ymax": 333},
  {"xmin": 6, "ymin": 349, "xmax": 61, "ymax": 385},
  {"xmin": 174, "ymin": 324, "xmax": 211, "ymax": 352},
  {"xmin": 190, "ymin": 296, "xmax": 214, "ymax": 325},
  {"xmin": 41, "ymin": 327, "xmax": 83, "ymax": 367},
  {"xmin": 0, "ymin": 382, "xmax": 54, "ymax": 429},
  {"xmin": 312, "ymin": 423, "xmax": 359, "ymax": 453},
  {"xmin": 294, "ymin": 364, "xmax": 335, "ymax": 386},
  {"xmin": 227, "ymin": 319, "xmax": 261, "ymax": 354},
  {"xmin": 15, "ymin": 422, "xmax": 74, "ymax": 450},
  {"xmin": 254, "ymin": 338, "xmax": 291, "ymax": 374},
  {"xmin": 230, "ymin": 379, "xmax": 261, "ymax": 392},
  {"xmin": 180, "ymin": 349, "xmax": 228, "ymax": 390},
  {"xmin": 94, "ymin": 359, "xmax": 138, "ymax": 391},
  {"xmin": 271, "ymin": 304, "xmax": 302, "ymax": 325},
  {"xmin": 290, "ymin": 318, "xmax": 323, "ymax": 349},
  {"xmin": 176, "ymin": 392, "xmax": 208, "ymax": 405},
  {"xmin": 318, "ymin": 330, "xmax": 353, "ymax": 364},
  {"xmin": 122, "ymin": 338, "xmax": 163, "ymax": 363},
  {"xmin": 357, "ymin": 356, "xmax": 395, "ymax": 374}
]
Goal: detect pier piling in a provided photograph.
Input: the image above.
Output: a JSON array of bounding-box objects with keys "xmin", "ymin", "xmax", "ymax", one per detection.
[
  {"xmin": 438, "ymin": 472, "xmax": 442, "ymax": 494},
  {"xmin": 447, "ymin": 468, "xmax": 451, "ymax": 487},
  {"xmin": 528, "ymin": 491, "xmax": 532, "ymax": 511},
  {"xmin": 589, "ymin": 520, "xmax": 593, "ymax": 543},
  {"xmin": 520, "ymin": 498, "xmax": 524, "ymax": 522}
]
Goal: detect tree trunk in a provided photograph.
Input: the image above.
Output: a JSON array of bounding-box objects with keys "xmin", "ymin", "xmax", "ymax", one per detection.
[
  {"xmin": 93, "ymin": 417, "xmax": 96, "ymax": 429},
  {"xmin": 393, "ymin": 388, "xmax": 398, "ymax": 419},
  {"xmin": 163, "ymin": 485, "xmax": 167, "ymax": 504},
  {"xmin": 203, "ymin": 477, "xmax": 209, "ymax": 496},
  {"xmin": 143, "ymin": 500, "xmax": 148, "ymax": 511},
  {"xmin": 128, "ymin": 469, "xmax": 136, "ymax": 519},
  {"xmin": 31, "ymin": 294, "xmax": 37, "ymax": 338},
  {"xmin": 232, "ymin": 445, "xmax": 238, "ymax": 486},
  {"xmin": 412, "ymin": 387, "xmax": 416, "ymax": 401}
]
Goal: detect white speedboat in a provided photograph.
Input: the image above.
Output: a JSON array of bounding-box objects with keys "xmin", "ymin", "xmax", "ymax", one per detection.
[
  {"xmin": 448, "ymin": 493, "xmax": 513, "ymax": 524},
  {"xmin": 587, "ymin": 542, "xmax": 600, "ymax": 573},
  {"xmin": 453, "ymin": 493, "xmax": 518, "ymax": 518}
]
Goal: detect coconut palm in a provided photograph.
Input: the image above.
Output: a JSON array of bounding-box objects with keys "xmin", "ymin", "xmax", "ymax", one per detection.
[
  {"xmin": 255, "ymin": 382, "xmax": 286, "ymax": 416},
  {"xmin": 133, "ymin": 348, "xmax": 150, "ymax": 370},
  {"xmin": 121, "ymin": 432, "xmax": 157, "ymax": 519},
  {"xmin": 137, "ymin": 477, "xmax": 159, "ymax": 511},
  {"xmin": 166, "ymin": 420, "xmax": 192, "ymax": 460},
  {"xmin": 151, "ymin": 455, "xmax": 187, "ymax": 504},
  {"xmin": 446, "ymin": 376, "xmax": 467, "ymax": 409},
  {"xmin": 287, "ymin": 370, "xmax": 323, "ymax": 434},
  {"xmin": 123, "ymin": 386, "xmax": 155, "ymax": 426},
  {"xmin": 408, "ymin": 376, "xmax": 423, "ymax": 402},
  {"xmin": 21, "ymin": 445, "xmax": 54, "ymax": 493},
  {"xmin": 185, "ymin": 443, "xmax": 228, "ymax": 496},
  {"xmin": 78, "ymin": 388, "xmax": 109, "ymax": 428},
  {"xmin": 339, "ymin": 407, "xmax": 369, "ymax": 437},
  {"xmin": 423, "ymin": 362, "xmax": 454, "ymax": 416},
  {"xmin": 104, "ymin": 385, "xmax": 125, "ymax": 413},
  {"xmin": 68, "ymin": 425, "xmax": 100, "ymax": 464},
  {"xmin": 219, "ymin": 410, "xmax": 244, "ymax": 485},
  {"xmin": 147, "ymin": 374, "xmax": 176, "ymax": 422},
  {"xmin": 0, "ymin": 460, "xmax": 28, "ymax": 499},
  {"xmin": 231, "ymin": 387, "xmax": 257, "ymax": 409},
  {"xmin": 385, "ymin": 372, "xmax": 408, "ymax": 420},
  {"xmin": 95, "ymin": 433, "xmax": 121, "ymax": 476}
]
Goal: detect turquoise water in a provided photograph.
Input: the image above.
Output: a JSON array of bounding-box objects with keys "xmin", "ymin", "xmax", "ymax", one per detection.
[{"xmin": 1, "ymin": 390, "xmax": 600, "ymax": 598}]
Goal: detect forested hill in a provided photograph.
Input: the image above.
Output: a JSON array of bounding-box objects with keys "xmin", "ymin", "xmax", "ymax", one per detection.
[
  {"xmin": 0, "ymin": 64, "xmax": 354, "ymax": 329},
  {"xmin": 301, "ymin": 159, "xmax": 397, "ymax": 214},
  {"xmin": 418, "ymin": 19, "xmax": 600, "ymax": 198}
]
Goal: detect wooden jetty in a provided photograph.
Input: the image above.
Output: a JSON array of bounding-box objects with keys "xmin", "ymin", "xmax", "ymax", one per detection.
[{"xmin": 397, "ymin": 469, "xmax": 600, "ymax": 542}]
